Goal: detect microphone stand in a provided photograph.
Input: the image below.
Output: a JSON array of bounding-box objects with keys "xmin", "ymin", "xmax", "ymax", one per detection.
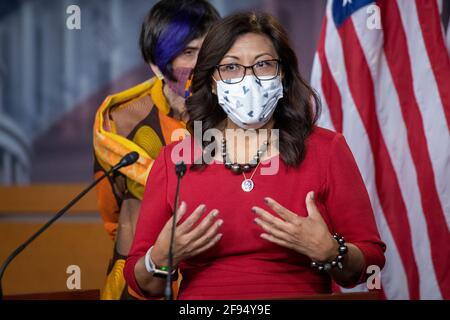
[
  {"xmin": 0, "ymin": 152, "xmax": 139, "ymax": 300},
  {"xmin": 164, "ymin": 161, "xmax": 187, "ymax": 300}
]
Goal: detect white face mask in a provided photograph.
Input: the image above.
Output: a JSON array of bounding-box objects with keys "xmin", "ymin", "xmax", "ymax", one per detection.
[{"xmin": 215, "ymin": 75, "xmax": 284, "ymax": 129}]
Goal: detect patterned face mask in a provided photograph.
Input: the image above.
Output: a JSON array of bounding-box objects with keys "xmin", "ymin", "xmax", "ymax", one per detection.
[
  {"xmin": 164, "ymin": 67, "xmax": 193, "ymax": 98},
  {"xmin": 216, "ymin": 75, "xmax": 284, "ymax": 129}
]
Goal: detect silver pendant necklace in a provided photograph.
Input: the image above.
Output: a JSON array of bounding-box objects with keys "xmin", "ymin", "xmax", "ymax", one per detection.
[
  {"xmin": 221, "ymin": 138, "xmax": 268, "ymax": 192},
  {"xmin": 241, "ymin": 160, "xmax": 262, "ymax": 192},
  {"xmin": 241, "ymin": 178, "xmax": 254, "ymax": 192}
]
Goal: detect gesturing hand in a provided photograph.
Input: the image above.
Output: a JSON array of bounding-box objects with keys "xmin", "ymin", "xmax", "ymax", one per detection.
[
  {"xmin": 253, "ymin": 191, "xmax": 338, "ymax": 262},
  {"xmin": 151, "ymin": 201, "xmax": 223, "ymax": 267}
]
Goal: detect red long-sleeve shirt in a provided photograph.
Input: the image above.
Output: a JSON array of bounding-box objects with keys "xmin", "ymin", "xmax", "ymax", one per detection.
[{"xmin": 124, "ymin": 126, "xmax": 386, "ymax": 299}]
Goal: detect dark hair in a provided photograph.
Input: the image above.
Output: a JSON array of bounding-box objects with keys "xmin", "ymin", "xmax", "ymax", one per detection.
[
  {"xmin": 186, "ymin": 12, "xmax": 321, "ymax": 168},
  {"xmin": 139, "ymin": 0, "xmax": 220, "ymax": 80}
]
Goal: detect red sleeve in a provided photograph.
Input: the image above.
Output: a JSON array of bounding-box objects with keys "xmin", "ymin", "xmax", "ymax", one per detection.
[
  {"xmin": 123, "ymin": 146, "xmax": 172, "ymax": 297},
  {"xmin": 323, "ymin": 134, "xmax": 386, "ymax": 286}
]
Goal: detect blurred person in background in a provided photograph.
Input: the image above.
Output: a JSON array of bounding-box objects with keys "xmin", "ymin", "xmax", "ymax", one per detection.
[{"xmin": 92, "ymin": 0, "xmax": 220, "ymax": 300}]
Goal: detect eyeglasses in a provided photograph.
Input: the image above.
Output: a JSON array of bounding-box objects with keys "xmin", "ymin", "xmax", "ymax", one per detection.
[{"xmin": 215, "ymin": 59, "xmax": 281, "ymax": 84}]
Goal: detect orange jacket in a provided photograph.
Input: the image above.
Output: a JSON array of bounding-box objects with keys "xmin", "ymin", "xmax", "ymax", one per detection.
[{"xmin": 93, "ymin": 77, "xmax": 186, "ymax": 239}]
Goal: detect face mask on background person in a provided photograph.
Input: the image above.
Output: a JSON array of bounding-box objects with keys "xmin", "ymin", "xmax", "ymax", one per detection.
[
  {"xmin": 215, "ymin": 75, "xmax": 283, "ymax": 129},
  {"xmin": 164, "ymin": 67, "xmax": 194, "ymax": 98}
]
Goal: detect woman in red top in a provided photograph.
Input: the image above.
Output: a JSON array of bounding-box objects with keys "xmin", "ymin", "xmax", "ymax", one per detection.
[{"xmin": 124, "ymin": 12, "xmax": 386, "ymax": 300}]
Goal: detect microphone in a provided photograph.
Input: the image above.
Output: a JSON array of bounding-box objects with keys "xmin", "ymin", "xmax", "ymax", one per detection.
[
  {"xmin": 0, "ymin": 151, "xmax": 139, "ymax": 300},
  {"xmin": 165, "ymin": 161, "xmax": 187, "ymax": 300},
  {"xmin": 111, "ymin": 151, "xmax": 139, "ymax": 172}
]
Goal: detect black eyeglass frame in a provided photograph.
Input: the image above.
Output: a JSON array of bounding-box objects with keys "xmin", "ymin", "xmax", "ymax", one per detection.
[{"xmin": 215, "ymin": 59, "xmax": 281, "ymax": 84}]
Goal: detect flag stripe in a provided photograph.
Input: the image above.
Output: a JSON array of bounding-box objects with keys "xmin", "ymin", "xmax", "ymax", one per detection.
[
  {"xmin": 396, "ymin": 0, "xmax": 450, "ymax": 231},
  {"xmin": 415, "ymin": 0, "xmax": 450, "ymax": 130},
  {"xmin": 380, "ymin": 0, "xmax": 450, "ymax": 299},
  {"xmin": 337, "ymin": 17, "xmax": 420, "ymax": 299},
  {"xmin": 312, "ymin": 0, "xmax": 450, "ymax": 299},
  {"xmin": 382, "ymin": 0, "xmax": 450, "ymax": 293},
  {"xmin": 317, "ymin": 17, "xmax": 343, "ymax": 133},
  {"xmin": 311, "ymin": 54, "xmax": 336, "ymax": 132},
  {"xmin": 322, "ymin": 3, "xmax": 410, "ymax": 298},
  {"xmin": 351, "ymin": 4, "xmax": 443, "ymax": 299}
]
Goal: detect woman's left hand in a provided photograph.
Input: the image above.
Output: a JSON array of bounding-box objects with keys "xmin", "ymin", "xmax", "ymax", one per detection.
[{"xmin": 253, "ymin": 191, "xmax": 338, "ymax": 262}]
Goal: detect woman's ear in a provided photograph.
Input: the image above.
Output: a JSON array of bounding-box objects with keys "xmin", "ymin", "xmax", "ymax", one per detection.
[
  {"xmin": 211, "ymin": 77, "xmax": 218, "ymax": 95},
  {"xmin": 149, "ymin": 63, "xmax": 164, "ymax": 80}
]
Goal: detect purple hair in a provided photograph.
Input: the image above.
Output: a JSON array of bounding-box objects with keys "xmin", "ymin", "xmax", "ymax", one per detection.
[
  {"xmin": 139, "ymin": 0, "xmax": 220, "ymax": 80},
  {"xmin": 154, "ymin": 10, "xmax": 204, "ymax": 77}
]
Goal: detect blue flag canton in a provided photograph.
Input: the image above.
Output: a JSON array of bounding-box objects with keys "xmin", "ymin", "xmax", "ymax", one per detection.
[{"xmin": 332, "ymin": 0, "xmax": 376, "ymax": 28}]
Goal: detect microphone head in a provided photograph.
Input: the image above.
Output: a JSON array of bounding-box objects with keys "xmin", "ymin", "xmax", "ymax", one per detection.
[
  {"xmin": 175, "ymin": 161, "xmax": 187, "ymax": 176},
  {"xmin": 112, "ymin": 151, "xmax": 139, "ymax": 172},
  {"xmin": 121, "ymin": 151, "xmax": 139, "ymax": 167}
]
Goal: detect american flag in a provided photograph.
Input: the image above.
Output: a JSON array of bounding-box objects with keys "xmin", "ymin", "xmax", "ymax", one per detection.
[{"xmin": 311, "ymin": 0, "xmax": 450, "ymax": 299}]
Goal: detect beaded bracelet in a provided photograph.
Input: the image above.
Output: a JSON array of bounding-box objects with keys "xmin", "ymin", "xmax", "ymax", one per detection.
[{"xmin": 310, "ymin": 234, "xmax": 348, "ymax": 272}]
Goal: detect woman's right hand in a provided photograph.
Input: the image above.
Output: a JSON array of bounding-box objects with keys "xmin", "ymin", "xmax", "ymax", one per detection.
[{"xmin": 150, "ymin": 201, "xmax": 223, "ymax": 268}]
